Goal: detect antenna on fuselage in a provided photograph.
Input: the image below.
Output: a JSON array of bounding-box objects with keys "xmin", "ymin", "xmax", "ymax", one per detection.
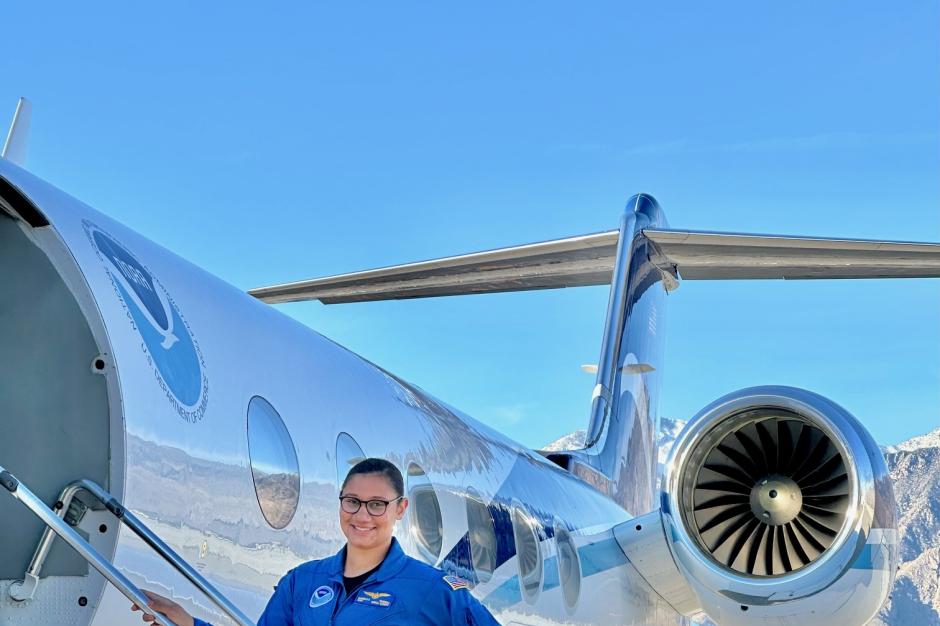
[{"xmin": 2, "ymin": 97, "xmax": 32, "ymax": 167}]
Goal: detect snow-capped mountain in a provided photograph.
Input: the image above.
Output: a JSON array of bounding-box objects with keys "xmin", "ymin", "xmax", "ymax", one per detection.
[
  {"xmin": 883, "ymin": 427, "xmax": 940, "ymax": 454},
  {"xmin": 541, "ymin": 429, "xmax": 587, "ymax": 452},
  {"xmin": 873, "ymin": 427, "xmax": 940, "ymax": 624},
  {"xmin": 656, "ymin": 416, "xmax": 686, "ymax": 466},
  {"xmin": 541, "ymin": 416, "xmax": 687, "ymax": 459},
  {"xmin": 541, "ymin": 422, "xmax": 940, "ymax": 625}
]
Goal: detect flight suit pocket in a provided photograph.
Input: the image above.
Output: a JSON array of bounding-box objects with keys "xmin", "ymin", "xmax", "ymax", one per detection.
[
  {"xmin": 296, "ymin": 608, "xmax": 335, "ymax": 626},
  {"xmin": 360, "ymin": 609, "xmax": 408, "ymax": 625}
]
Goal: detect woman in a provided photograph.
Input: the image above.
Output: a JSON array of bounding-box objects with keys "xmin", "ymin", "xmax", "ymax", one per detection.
[{"xmin": 133, "ymin": 458, "xmax": 500, "ymax": 625}]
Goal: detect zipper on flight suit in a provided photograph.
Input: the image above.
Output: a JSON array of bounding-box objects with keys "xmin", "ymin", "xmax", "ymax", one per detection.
[{"xmin": 329, "ymin": 574, "xmax": 379, "ymax": 624}]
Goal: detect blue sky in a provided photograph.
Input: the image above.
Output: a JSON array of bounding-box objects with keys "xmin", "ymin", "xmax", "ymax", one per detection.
[{"xmin": 2, "ymin": 2, "xmax": 937, "ymax": 448}]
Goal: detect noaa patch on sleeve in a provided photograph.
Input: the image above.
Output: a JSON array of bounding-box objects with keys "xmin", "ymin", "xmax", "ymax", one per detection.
[
  {"xmin": 355, "ymin": 590, "xmax": 395, "ymax": 607},
  {"xmin": 309, "ymin": 585, "xmax": 335, "ymax": 608},
  {"xmin": 443, "ymin": 575, "xmax": 470, "ymax": 591}
]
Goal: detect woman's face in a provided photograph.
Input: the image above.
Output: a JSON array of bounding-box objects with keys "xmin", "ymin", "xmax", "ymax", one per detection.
[{"xmin": 339, "ymin": 473, "xmax": 408, "ymax": 552}]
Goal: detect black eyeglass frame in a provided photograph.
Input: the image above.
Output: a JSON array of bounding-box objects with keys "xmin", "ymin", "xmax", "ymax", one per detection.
[{"xmin": 338, "ymin": 495, "xmax": 404, "ymax": 516}]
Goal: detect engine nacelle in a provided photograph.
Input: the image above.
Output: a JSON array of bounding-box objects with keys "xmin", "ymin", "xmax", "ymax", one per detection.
[{"xmin": 619, "ymin": 386, "xmax": 898, "ymax": 626}]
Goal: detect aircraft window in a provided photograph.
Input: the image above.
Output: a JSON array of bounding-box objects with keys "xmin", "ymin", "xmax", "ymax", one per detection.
[
  {"xmin": 465, "ymin": 488, "xmax": 497, "ymax": 583},
  {"xmin": 335, "ymin": 432, "xmax": 366, "ymax": 488},
  {"xmin": 246, "ymin": 396, "xmax": 300, "ymax": 529},
  {"xmin": 407, "ymin": 463, "xmax": 443, "ymax": 564},
  {"xmin": 554, "ymin": 521, "xmax": 581, "ymax": 611},
  {"xmin": 511, "ymin": 501, "xmax": 543, "ymax": 603}
]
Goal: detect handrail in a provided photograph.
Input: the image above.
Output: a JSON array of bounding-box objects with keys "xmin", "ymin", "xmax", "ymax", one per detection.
[
  {"xmin": 1, "ymin": 469, "xmax": 256, "ymax": 626},
  {"xmin": 0, "ymin": 467, "xmax": 179, "ymax": 626}
]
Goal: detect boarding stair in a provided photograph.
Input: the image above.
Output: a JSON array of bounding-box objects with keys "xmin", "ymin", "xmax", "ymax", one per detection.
[{"xmin": 0, "ymin": 465, "xmax": 255, "ymax": 626}]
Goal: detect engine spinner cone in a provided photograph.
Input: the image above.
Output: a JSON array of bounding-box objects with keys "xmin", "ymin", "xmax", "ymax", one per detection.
[{"xmin": 750, "ymin": 475, "xmax": 802, "ymax": 526}]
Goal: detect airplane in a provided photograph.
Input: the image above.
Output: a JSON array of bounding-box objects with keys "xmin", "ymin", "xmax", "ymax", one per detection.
[{"xmin": 1, "ymin": 96, "xmax": 937, "ymax": 626}]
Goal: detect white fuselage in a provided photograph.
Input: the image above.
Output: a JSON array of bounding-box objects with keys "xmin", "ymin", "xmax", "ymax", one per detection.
[{"xmin": 0, "ymin": 159, "xmax": 680, "ymax": 626}]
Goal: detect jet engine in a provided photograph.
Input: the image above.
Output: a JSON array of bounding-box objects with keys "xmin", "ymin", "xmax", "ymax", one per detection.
[{"xmin": 618, "ymin": 386, "xmax": 898, "ymax": 626}]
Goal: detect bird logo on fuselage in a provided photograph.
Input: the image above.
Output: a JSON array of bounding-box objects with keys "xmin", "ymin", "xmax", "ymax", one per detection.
[{"xmin": 83, "ymin": 220, "xmax": 208, "ymax": 422}]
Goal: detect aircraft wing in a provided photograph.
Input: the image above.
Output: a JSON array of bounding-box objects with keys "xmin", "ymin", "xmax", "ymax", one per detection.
[{"xmin": 249, "ymin": 228, "xmax": 940, "ymax": 304}]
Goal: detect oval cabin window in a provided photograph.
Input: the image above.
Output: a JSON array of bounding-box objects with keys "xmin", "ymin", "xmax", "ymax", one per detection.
[
  {"xmin": 512, "ymin": 501, "xmax": 543, "ymax": 603},
  {"xmin": 407, "ymin": 462, "xmax": 444, "ymax": 564},
  {"xmin": 335, "ymin": 432, "xmax": 366, "ymax": 488},
  {"xmin": 246, "ymin": 396, "xmax": 300, "ymax": 529},
  {"xmin": 554, "ymin": 520, "xmax": 581, "ymax": 611},
  {"xmin": 466, "ymin": 488, "xmax": 497, "ymax": 583}
]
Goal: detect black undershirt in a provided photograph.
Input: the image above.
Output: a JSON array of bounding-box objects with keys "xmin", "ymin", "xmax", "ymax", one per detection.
[{"xmin": 343, "ymin": 562, "xmax": 382, "ymax": 596}]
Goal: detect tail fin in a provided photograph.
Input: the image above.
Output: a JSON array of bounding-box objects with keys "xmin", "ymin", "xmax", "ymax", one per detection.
[
  {"xmin": 2, "ymin": 98, "xmax": 32, "ymax": 167},
  {"xmin": 552, "ymin": 194, "xmax": 670, "ymax": 514}
]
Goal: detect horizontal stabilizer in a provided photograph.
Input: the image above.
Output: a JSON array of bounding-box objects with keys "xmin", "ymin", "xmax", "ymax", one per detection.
[
  {"xmin": 2, "ymin": 98, "xmax": 32, "ymax": 167},
  {"xmin": 249, "ymin": 230, "xmax": 620, "ymax": 304},
  {"xmin": 249, "ymin": 228, "xmax": 940, "ymax": 304},
  {"xmin": 645, "ymin": 228, "xmax": 940, "ymax": 280}
]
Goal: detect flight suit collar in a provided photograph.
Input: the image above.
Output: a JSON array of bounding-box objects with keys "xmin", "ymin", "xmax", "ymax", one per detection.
[{"xmin": 325, "ymin": 537, "xmax": 409, "ymax": 584}]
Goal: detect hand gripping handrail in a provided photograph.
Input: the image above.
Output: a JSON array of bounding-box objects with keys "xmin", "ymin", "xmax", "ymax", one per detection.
[{"xmin": 0, "ymin": 468, "xmax": 255, "ymax": 626}]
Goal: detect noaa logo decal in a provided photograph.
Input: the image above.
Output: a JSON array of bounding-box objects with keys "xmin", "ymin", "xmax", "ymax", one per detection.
[
  {"xmin": 309, "ymin": 585, "xmax": 334, "ymax": 608},
  {"xmin": 83, "ymin": 220, "xmax": 208, "ymax": 422}
]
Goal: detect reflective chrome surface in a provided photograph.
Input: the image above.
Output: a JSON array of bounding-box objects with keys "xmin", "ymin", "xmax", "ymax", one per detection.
[
  {"xmin": 0, "ymin": 158, "xmax": 683, "ymax": 626},
  {"xmin": 662, "ymin": 386, "xmax": 898, "ymax": 626},
  {"xmin": 574, "ymin": 194, "xmax": 670, "ymax": 516},
  {"xmin": 585, "ymin": 203, "xmax": 638, "ymax": 448}
]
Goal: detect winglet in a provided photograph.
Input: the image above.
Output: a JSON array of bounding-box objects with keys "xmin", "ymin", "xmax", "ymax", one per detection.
[{"xmin": 2, "ymin": 98, "xmax": 33, "ymax": 167}]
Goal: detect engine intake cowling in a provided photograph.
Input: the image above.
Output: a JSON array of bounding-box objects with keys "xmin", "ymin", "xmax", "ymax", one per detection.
[
  {"xmin": 683, "ymin": 410, "xmax": 850, "ymax": 577},
  {"xmin": 657, "ymin": 386, "xmax": 897, "ymax": 626}
]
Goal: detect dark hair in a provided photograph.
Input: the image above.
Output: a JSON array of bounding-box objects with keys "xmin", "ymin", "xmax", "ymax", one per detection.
[{"xmin": 341, "ymin": 458, "xmax": 404, "ymax": 498}]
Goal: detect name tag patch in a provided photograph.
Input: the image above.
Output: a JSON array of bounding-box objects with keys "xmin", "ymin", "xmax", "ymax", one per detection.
[
  {"xmin": 309, "ymin": 585, "xmax": 334, "ymax": 608},
  {"xmin": 355, "ymin": 590, "xmax": 395, "ymax": 608}
]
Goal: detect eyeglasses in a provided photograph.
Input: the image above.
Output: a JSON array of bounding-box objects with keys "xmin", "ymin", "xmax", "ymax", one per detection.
[{"xmin": 339, "ymin": 495, "xmax": 404, "ymax": 516}]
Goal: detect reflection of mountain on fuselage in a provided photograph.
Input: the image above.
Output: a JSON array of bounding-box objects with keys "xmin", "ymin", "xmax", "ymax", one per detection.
[
  {"xmin": 252, "ymin": 471, "xmax": 301, "ymax": 528},
  {"xmin": 126, "ymin": 435, "xmax": 342, "ymax": 557}
]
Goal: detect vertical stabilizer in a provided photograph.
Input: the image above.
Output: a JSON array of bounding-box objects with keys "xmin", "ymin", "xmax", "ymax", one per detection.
[
  {"xmin": 546, "ymin": 194, "xmax": 674, "ymax": 514},
  {"xmin": 2, "ymin": 97, "xmax": 32, "ymax": 167}
]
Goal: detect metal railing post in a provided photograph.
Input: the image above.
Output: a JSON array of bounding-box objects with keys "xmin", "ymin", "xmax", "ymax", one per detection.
[
  {"xmin": 1, "ymin": 469, "xmax": 257, "ymax": 626},
  {"xmin": 0, "ymin": 467, "xmax": 180, "ymax": 626}
]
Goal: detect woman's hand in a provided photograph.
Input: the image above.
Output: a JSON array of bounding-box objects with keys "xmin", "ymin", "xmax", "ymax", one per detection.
[{"xmin": 131, "ymin": 590, "xmax": 195, "ymax": 626}]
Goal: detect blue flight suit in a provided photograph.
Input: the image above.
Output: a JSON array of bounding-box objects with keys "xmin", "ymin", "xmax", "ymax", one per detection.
[{"xmin": 194, "ymin": 538, "xmax": 500, "ymax": 626}]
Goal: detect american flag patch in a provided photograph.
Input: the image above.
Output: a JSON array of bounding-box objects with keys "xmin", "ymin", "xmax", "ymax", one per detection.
[{"xmin": 443, "ymin": 575, "xmax": 470, "ymax": 591}]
